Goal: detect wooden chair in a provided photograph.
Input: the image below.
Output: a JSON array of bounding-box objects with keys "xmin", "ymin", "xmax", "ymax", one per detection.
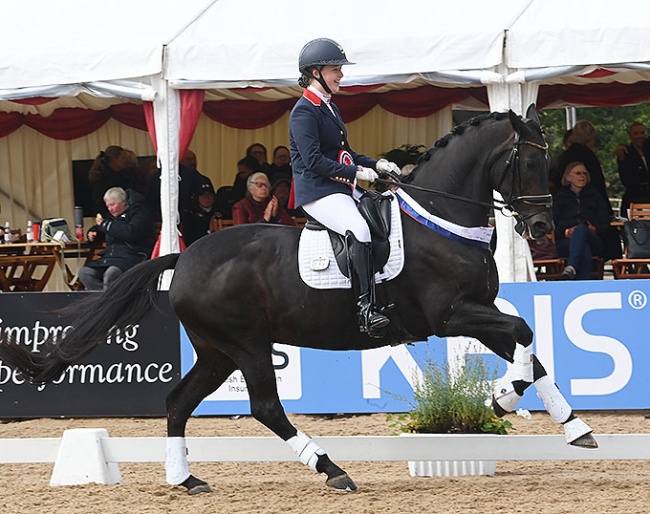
[
  {"xmin": 214, "ymin": 218, "xmax": 235, "ymax": 231},
  {"xmin": 532, "ymin": 233, "xmax": 604, "ymax": 281},
  {"xmin": 292, "ymin": 217, "xmax": 308, "ymax": 228},
  {"xmin": 612, "ymin": 203, "xmax": 650, "ymax": 279}
]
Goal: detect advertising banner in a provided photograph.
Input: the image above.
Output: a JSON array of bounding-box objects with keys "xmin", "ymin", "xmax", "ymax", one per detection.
[
  {"xmin": 0, "ymin": 292, "xmax": 181, "ymax": 418},
  {"xmin": 181, "ymin": 280, "xmax": 650, "ymax": 415}
]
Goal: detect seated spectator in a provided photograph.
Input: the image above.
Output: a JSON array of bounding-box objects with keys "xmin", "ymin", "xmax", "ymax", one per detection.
[
  {"xmin": 181, "ymin": 181, "xmax": 220, "ymax": 246},
  {"xmin": 266, "ymin": 145, "xmax": 292, "ymax": 184},
  {"xmin": 232, "ymin": 172, "xmax": 295, "ymax": 226},
  {"xmin": 553, "ymin": 162, "xmax": 610, "ymax": 280},
  {"xmin": 232, "ymin": 155, "xmax": 259, "ymax": 203},
  {"xmin": 88, "ymin": 145, "xmax": 130, "ymax": 217},
  {"xmin": 615, "ymin": 121, "xmax": 650, "ymax": 218},
  {"xmin": 246, "ymin": 142, "xmax": 269, "ymax": 172},
  {"xmin": 79, "ymin": 187, "xmax": 156, "ymax": 290},
  {"xmin": 145, "ymin": 150, "xmax": 214, "ymax": 225},
  {"xmin": 556, "ymin": 120, "xmax": 612, "ymax": 214},
  {"xmin": 271, "ymin": 177, "xmax": 302, "ymax": 217}
]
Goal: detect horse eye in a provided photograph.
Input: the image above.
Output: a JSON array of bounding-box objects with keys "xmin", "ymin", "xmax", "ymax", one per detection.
[{"xmin": 525, "ymin": 159, "xmax": 539, "ymax": 170}]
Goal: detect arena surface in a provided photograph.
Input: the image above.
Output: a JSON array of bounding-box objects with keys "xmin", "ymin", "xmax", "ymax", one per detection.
[{"xmin": 0, "ymin": 411, "xmax": 648, "ymax": 514}]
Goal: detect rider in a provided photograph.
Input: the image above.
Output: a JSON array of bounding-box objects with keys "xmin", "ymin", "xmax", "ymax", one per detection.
[{"xmin": 289, "ymin": 37, "xmax": 401, "ymax": 338}]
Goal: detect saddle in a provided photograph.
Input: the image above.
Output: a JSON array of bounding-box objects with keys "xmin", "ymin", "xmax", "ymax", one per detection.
[{"xmin": 304, "ymin": 190, "xmax": 393, "ymax": 278}]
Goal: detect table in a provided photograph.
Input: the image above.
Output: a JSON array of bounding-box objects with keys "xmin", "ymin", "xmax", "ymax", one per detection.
[{"xmin": 0, "ymin": 241, "xmax": 104, "ymax": 292}]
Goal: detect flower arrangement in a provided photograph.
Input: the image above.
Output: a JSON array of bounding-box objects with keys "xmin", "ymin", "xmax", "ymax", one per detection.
[{"xmin": 387, "ymin": 354, "xmax": 515, "ymax": 436}]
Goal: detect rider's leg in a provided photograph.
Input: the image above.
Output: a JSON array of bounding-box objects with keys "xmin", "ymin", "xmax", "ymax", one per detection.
[
  {"xmin": 345, "ymin": 230, "xmax": 390, "ymax": 337},
  {"xmin": 302, "ymin": 194, "xmax": 389, "ymax": 337}
]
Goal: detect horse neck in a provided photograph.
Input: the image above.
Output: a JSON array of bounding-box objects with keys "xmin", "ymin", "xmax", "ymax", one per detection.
[{"xmin": 409, "ymin": 129, "xmax": 512, "ymax": 227}]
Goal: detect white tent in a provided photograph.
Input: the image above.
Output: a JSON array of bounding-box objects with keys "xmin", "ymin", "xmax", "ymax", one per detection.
[{"xmin": 2, "ymin": 0, "xmax": 650, "ymax": 282}]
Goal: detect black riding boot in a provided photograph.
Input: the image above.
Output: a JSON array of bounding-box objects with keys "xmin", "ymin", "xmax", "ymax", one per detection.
[{"xmin": 346, "ymin": 231, "xmax": 390, "ymax": 338}]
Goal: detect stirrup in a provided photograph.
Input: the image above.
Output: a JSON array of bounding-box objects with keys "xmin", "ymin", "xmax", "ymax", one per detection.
[{"xmin": 358, "ymin": 304, "xmax": 390, "ymax": 338}]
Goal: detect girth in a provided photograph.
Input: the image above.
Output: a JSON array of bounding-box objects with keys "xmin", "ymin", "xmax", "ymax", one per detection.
[{"xmin": 304, "ymin": 191, "xmax": 393, "ymax": 278}]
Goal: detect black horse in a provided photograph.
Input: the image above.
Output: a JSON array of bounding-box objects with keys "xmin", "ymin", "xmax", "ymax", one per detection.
[{"xmin": 0, "ymin": 105, "xmax": 596, "ymax": 495}]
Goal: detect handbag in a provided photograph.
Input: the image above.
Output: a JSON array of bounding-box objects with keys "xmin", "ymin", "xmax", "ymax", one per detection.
[
  {"xmin": 623, "ymin": 219, "xmax": 650, "ymax": 258},
  {"xmin": 528, "ymin": 236, "xmax": 559, "ymax": 260}
]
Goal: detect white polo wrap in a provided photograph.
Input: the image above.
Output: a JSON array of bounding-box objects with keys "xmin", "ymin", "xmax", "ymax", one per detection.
[
  {"xmin": 286, "ymin": 430, "xmax": 325, "ymax": 473},
  {"xmin": 534, "ymin": 375, "xmax": 572, "ymax": 424},
  {"xmin": 512, "ymin": 343, "xmax": 533, "ymax": 383},
  {"xmin": 165, "ymin": 437, "xmax": 190, "ymax": 485}
]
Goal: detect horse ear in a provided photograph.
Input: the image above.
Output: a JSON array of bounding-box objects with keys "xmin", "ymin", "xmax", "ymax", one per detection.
[
  {"xmin": 525, "ymin": 104, "xmax": 540, "ymax": 125},
  {"xmin": 508, "ymin": 109, "xmax": 524, "ymax": 133}
]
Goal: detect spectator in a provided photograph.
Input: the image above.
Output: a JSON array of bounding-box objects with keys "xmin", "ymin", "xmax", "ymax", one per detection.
[
  {"xmin": 553, "ymin": 162, "xmax": 610, "ymax": 280},
  {"xmin": 181, "ymin": 181, "xmax": 220, "ymax": 246},
  {"xmin": 88, "ymin": 145, "xmax": 130, "ymax": 217},
  {"xmin": 122, "ymin": 149, "xmax": 149, "ymax": 194},
  {"xmin": 271, "ymin": 177, "xmax": 302, "ymax": 217},
  {"xmin": 556, "ymin": 120, "xmax": 612, "ymax": 214},
  {"xmin": 145, "ymin": 150, "xmax": 214, "ymax": 225},
  {"xmin": 549, "ymin": 129, "xmax": 573, "ymax": 195},
  {"xmin": 79, "ymin": 187, "xmax": 156, "ymax": 290},
  {"xmin": 232, "ymin": 155, "xmax": 259, "ymax": 203},
  {"xmin": 615, "ymin": 121, "xmax": 650, "ymax": 218},
  {"xmin": 180, "ymin": 149, "xmax": 198, "ymax": 169},
  {"xmin": 246, "ymin": 143, "xmax": 269, "ymax": 172},
  {"xmin": 232, "ymin": 172, "xmax": 295, "ymax": 226},
  {"xmin": 266, "ymin": 145, "xmax": 292, "ymax": 184}
]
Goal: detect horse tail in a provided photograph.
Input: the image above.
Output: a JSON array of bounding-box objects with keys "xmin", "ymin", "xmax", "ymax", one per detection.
[{"xmin": 0, "ymin": 253, "xmax": 181, "ymax": 384}]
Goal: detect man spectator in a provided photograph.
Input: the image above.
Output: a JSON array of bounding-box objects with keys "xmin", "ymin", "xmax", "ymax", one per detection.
[
  {"xmin": 615, "ymin": 121, "xmax": 650, "ymax": 218},
  {"xmin": 78, "ymin": 187, "xmax": 156, "ymax": 290}
]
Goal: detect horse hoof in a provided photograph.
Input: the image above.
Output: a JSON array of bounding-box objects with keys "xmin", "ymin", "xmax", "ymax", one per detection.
[
  {"xmin": 180, "ymin": 475, "xmax": 213, "ymax": 495},
  {"xmin": 569, "ymin": 432, "xmax": 599, "ymax": 449},
  {"xmin": 326, "ymin": 473, "xmax": 357, "ymax": 492}
]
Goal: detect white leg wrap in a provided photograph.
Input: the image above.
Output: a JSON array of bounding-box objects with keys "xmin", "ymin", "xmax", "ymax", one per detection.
[
  {"xmin": 286, "ymin": 430, "xmax": 325, "ymax": 473},
  {"xmin": 511, "ymin": 343, "xmax": 533, "ymax": 383},
  {"xmin": 165, "ymin": 437, "xmax": 190, "ymax": 485},
  {"xmin": 493, "ymin": 373, "xmax": 523, "ymax": 413},
  {"xmin": 534, "ymin": 375, "xmax": 572, "ymax": 424},
  {"xmin": 563, "ymin": 417, "xmax": 593, "ymax": 444}
]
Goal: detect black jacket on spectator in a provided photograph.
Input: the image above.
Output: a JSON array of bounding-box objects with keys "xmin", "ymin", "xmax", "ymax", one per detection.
[
  {"xmin": 618, "ymin": 139, "xmax": 650, "ymax": 216},
  {"xmin": 553, "ymin": 184, "xmax": 611, "ymax": 242},
  {"xmin": 556, "ymin": 143, "xmax": 612, "ymax": 214},
  {"xmin": 87, "ymin": 190, "xmax": 156, "ymax": 271}
]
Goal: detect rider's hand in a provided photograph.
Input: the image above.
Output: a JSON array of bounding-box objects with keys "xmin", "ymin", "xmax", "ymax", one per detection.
[
  {"xmin": 356, "ymin": 166, "xmax": 378, "ymax": 183},
  {"xmin": 376, "ymin": 159, "xmax": 402, "ymax": 175}
]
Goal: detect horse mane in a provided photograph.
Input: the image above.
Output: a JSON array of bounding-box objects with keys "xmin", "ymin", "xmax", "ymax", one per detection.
[{"xmin": 402, "ymin": 111, "xmax": 508, "ymax": 184}]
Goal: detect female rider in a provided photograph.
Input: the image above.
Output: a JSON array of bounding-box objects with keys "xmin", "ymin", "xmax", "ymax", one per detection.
[{"xmin": 289, "ymin": 38, "xmax": 400, "ymax": 338}]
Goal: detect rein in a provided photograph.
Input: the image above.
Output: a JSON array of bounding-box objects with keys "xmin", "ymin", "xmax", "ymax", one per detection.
[{"xmin": 375, "ymin": 134, "xmax": 552, "ymax": 221}]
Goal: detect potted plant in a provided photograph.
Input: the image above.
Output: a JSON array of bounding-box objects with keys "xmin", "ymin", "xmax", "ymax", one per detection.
[{"xmin": 387, "ymin": 353, "xmax": 514, "ymax": 477}]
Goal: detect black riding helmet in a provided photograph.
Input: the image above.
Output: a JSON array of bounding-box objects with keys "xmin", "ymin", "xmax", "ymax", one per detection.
[{"xmin": 298, "ymin": 38, "xmax": 355, "ymax": 94}]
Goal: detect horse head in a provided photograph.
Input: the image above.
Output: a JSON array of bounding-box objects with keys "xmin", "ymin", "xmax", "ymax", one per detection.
[{"xmin": 501, "ymin": 104, "xmax": 554, "ymax": 240}]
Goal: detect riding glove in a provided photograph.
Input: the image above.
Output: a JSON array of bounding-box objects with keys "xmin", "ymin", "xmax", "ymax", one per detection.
[
  {"xmin": 376, "ymin": 159, "xmax": 402, "ymax": 175},
  {"xmin": 356, "ymin": 166, "xmax": 378, "ymax": 183}
]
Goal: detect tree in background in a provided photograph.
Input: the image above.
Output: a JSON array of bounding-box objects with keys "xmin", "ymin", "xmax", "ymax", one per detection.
[{"xmin": 540, "ymin": 105, "xmax": 650, "ymax": 199}]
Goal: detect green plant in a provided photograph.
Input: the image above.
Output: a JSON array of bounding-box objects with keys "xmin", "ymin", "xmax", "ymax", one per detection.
[{"xmin": 387, "ymin": 354, "xmax": 514, "ymax": 435}]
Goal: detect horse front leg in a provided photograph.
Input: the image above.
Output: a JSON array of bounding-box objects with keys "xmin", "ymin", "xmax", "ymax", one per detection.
[
  {"xmin": 165, "ymin": 344, "xmax": 238, "ymax": 495},
  {"xmin": 444, "ymin": 302, "xmax": 597, "ymax": 448},
  {"xmin": 238, "ymin": 346, "xmax": 357, "ymax": 492}
]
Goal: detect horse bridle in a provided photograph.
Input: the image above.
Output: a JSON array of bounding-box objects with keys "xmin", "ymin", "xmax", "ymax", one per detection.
[{"xmin": 375, "ymin": 131, "xmax": 552, "ymax": 224}]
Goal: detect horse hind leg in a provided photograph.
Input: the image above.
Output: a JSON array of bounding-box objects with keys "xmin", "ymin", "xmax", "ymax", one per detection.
[
  {"xmin": 493, "ymin": 355, "xmax": 598, "ymax": 449},
  {"xmin": 165, "ymin": 340, "xmax": 238, "ymax": 495},
  {"xmin": 238, "ymin": 346, "xmax": 357, "ymax": 492}
]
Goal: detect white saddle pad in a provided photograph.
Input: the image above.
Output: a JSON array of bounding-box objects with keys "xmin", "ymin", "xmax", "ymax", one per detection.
[{"xmin": 298, "ymin": 193, "xmax": 404, "ymax": 290}]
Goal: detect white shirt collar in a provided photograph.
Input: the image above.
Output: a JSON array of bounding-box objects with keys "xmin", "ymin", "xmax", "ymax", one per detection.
[{"xmin": 307, "ymin": 85, "xmax": 331, "ymax": 104}]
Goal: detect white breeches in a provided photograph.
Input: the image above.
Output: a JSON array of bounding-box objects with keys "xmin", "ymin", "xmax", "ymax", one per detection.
[{"xmin": 302, "ymin": 193, "xmax": 371, "ymax": 242}]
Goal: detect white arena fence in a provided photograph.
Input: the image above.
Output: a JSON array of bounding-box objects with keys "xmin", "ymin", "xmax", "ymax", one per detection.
[{"xmin": 1, "ymin": 429, "xmax": 650, "ymax": 486}]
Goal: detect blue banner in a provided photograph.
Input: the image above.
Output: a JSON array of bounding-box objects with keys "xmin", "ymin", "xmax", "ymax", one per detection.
[{"xmin": 180, "ymin": 280, "xmax": 650, "ymax": 415}]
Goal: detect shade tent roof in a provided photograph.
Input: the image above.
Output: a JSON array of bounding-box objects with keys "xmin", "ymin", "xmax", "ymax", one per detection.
[
  {"xmin": 0, "ymin": 0, "xmax": 214, "ymax": 90},
  {"xmin": 506, "ymin": 0, "xmax": 650, "ymax": 70},
  {"xmin": 165, "ymin": 0, "xmax": 529, "ymax": 88}
]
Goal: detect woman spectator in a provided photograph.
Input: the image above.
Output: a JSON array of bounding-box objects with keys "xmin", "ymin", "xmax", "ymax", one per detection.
[
  {"xmin": 232, "ymin": 172, "xmax": 295, "ymax": 226},
  {"xmin": 553, "ymin": 162, "xmax": 610, "ymax": 280},
  {"xmin": 88, "ymin": 145, "xmax": 130, "ymax": 217}
]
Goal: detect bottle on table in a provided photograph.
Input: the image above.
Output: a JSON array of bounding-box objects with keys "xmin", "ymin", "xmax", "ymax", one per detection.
[
  {"xmin": 26, "ymin": 220, "xmax": 34, "ymax": 243},
  {"xmin": 4, "ymin": 221, "xmax": 11, "ymax": 244}
]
